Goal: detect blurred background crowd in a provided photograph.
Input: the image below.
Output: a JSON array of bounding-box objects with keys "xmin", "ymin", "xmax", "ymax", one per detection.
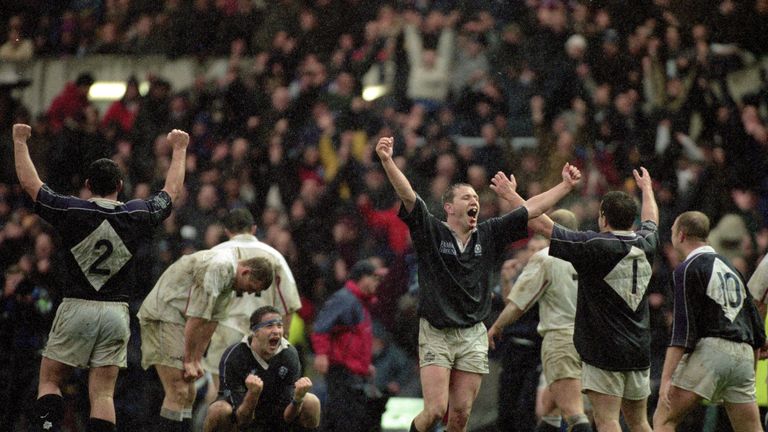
[{"xmin": 2, "ymin": 0, "xmax": 768, "ymax": 431}]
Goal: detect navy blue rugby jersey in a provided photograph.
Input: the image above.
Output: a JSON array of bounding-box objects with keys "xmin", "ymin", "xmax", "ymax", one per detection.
[
  {"xmin": 399, "ymin": 195, "xmax": 529, "ymax": 329},
  {"xmin": 34, "ymin": 184, "xmax": 172, "ymax": 302},
  {"xmin": 218, "ymin": 339, "xmax": 301, "ymax": 431},
  {"xmin": 549, "ymin": 221, "xmax": 659, "ymax": 371},
  {"xmin": 671, "ymin": 246, "xmax": 765, "ymax": 351}
]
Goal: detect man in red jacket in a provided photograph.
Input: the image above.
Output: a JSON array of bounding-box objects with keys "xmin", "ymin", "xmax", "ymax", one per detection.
[
  {"xmin": 47, "ymin": 73, "xmax": 94, "ymax": 133},
  {"xmin": 311, "ymin": 258, "xmax": 388, "ymax": 432}
]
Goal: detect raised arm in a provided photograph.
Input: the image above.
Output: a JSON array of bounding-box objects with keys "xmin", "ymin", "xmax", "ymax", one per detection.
[
  {"xmin": 490, "ymin": 171, "xmax": 555, "ymax": 236},
  {"xmin": 376, "ymin": 136, "xmax": 417, "ymax": 212},
  {"xmin": 162, "ymin": 129, "xmax": 189, "ymax": 203},
  {"xmin": 524, "ymin": 163, "xmax": 580, "ymax": 219},
  {"xmin": 12, "ymin": 124, "xmax": 44, "ymax": 201},
  {"xmin": 633, "ymin": 167, "xmax": 659, "ymax": 225}
]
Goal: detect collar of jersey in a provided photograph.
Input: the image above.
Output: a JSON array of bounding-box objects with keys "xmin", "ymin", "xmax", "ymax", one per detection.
[
  {"xmin": 230, "ymin": 234, "xmax": 258, "ymax": 242},
  {"xmin": 88, "ymin": 197, "xmax": 124, "ymax": 208},
  {"xmin": 246, "ymin": 336, "xmax": 290, "ymax": 369},
  {"xmin": 609, "ymin": 230, "xmax": 636, "ymax": 236},
  {"xmin": 685, "ymin": 245, "xmax": 716, "ymax": 261}
]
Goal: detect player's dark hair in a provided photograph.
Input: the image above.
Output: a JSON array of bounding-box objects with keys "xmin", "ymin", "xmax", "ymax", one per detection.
[
  {"xmin": 600, "ymin": 191, "xmax": 637, "ymax": 230},
  {"xmin": 442, "ymin": 183, "xmax": 474, "ymax": 206},
  {"xmin": 243, "ymin": 256, "xmax": 274, "ymax": 287},
  {"xmin": 250, "ymin": 305, "xmax": 281, "ymax": 329},
  {"xmin": 86, "ymin": 158, "xmax": 122, "ymax": 196},
  {"xmin": 675, "ymin": 211, "xmax": 710, "ymax": 241},
  {"xmin": 224, "ymin": 208, "xmax": 255, "ymax": 233}
]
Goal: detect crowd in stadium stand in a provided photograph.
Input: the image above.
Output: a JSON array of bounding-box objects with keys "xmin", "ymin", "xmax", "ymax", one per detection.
[{"xmin": 2, "ymin": 0, "xmax": 768, "ymax": 430}]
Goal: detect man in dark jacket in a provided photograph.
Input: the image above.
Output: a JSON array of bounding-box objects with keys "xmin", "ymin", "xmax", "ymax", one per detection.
[{"xmin": 311, "ymin": 259, "xmax": 388, "ymax": 432}]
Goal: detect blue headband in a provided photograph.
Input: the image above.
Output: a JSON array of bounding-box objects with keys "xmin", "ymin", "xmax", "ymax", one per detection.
[{"xmin": 251, "ymin": 318, "xmax": 283, "ymax": 331}]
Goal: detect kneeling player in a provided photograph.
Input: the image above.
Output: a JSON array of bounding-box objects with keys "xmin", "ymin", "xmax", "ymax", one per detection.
[{"xmin": 204, "ymin": 306, "xmax": 321, "ymax": 431}]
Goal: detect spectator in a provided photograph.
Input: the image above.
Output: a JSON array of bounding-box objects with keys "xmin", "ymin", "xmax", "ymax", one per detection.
[
  {"xmin": 46, "ymin": 72, "xmax": 94, "ymax": 133},
  {"xmin": 0, "ymin": 27, "xmax": 34, "ymax": 62},
  {"xmin": 403, "ymin": 10, "xmax": 455, "ymax": 112},
  {"xmin": 311, "ymin": 258, "xmax": 388, "ymax": 432},
  {"xmin": 101, "ymin": 77, "xmax": 141, "ymax": 133}
]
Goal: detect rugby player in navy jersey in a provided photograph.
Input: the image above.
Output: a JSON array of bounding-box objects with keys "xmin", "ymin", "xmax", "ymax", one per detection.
[
  {"xmin": 203, "ymin": 306, "xmax": 320, "ymax": 432},
  {"xmin": 12, "ymin": 123, "xmax": 188, "ymax": 432},
  {"xmin": 375, "ymin": 136, "xmax": 581, "ymax": 432},
  {"xmin": 525, "ymin": 167, "xmax": 659, "ymax": 432},
  {"xmin": 653, "ymin": 211, "xmax": 764, "ymax": 432}
]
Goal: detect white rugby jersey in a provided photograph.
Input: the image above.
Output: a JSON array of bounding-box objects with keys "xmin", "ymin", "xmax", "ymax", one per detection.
[
  {"xmin": 748, "ymin": 254, "xmax": 768, "ymax": 304},
  {"xmin": 138, "ymin": 249, "xmax": 237, "ymax": 324},
  {"xmin": 213, "ymin": 234, "xmax": 301, "ymax": 334},
  {"xmin": 508, "ymin": 247, "xmax": 578, "ymax": 335}
]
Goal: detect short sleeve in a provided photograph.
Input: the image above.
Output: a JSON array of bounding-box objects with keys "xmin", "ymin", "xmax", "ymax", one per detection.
[
  {"xmin": 142, "ymin": 190, "xmax": 173, "ymax": 226},
  {"xmin": 484, "ymin": 206, "xmax": 529, "ymax": 247},
  {"xmin": 748, "ymin": 255, "xmax": 768, "ymax": 304},
  {"xmin": 187, "ymin": 259, "xmax": 235, "ymax": 320},
  {"xmin": 549, "ymin": 225, "xmax": 595, "ymax": 271},
  {"xmin": 218, "ymin": 344, "xmax": 249, "ymax": 407},
  {"xmin": 507, "ymin": 251, "xmax": 548, "ymax": 311},
  {"xmin": 33, "ymin": 184, "xmax": 71, "ymax": 227},
  {"xmin": 398, "ymin": 195, "xmax": 429, "ymax": 230}
]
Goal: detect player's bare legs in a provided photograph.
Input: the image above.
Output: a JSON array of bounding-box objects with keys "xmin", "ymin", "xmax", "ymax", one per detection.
[
  {"xmin": 33, "ymin": 357, "xmax": 74, "ymax": 431},
  {"xmin": 37, "ymin": 357, "xmax": 73, "ymax": 398},
  {"xmin": 294, "ymin": 393, "xmax": 322, "ymax": 428},
  {"xmin": 620, "ymin": 398, "xmax": 651, "ymax": 432},
  {"xmin": 652, "ymin": 385, "xmax": 699, "ymax": 432},
  {"xmin": 586, "ymin": 391, "xmax": 622, "ymax": 432},
  {"xmin": 723, "ymin": 401, "xmax": 762, "ymax": 432},
  {"xmin": 156, "ymin": 365, "xmax": 196, "ymax": 421},
  {"xmin": 203, "ymin": 401, "xmax": 236, "ymax": 432},
  {"xmin": 446, "ymin": 369, "xmax": 482, "ymax": 432},
  {"xmin": 550, "ymin": 378, "xmax": 585, "ymax": 418},
  {"xmin": 536, "ymin": 385, "xmax": 557, "ymax": 418},
  {"xmin": 204, "ymin": 374, "xmax": 221, "ymax": 405},
  {"xmin": 88, "ymin": 365, "xmax": 119, "ymax": 422},
  {"xmin": 412, "ymin": 365, "xmax": 450, "ymax": 431}
]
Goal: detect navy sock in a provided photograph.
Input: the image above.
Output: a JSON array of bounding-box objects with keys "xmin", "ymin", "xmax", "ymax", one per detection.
[
  {"xmin": 180, "ymin": 418, "xmax": 192, "ymax": 432},
  {"xmin": 156, "ymin": 416, "xmax": 182, "ymax": 432},
  {"xmin": 569, "ymin": 422, "xmax": 593, "ymax": 432},
  {"xmin": 87, "ymin": 418, "xmax": 116, "ymax": 432},
  {"xmin": 33, "ymin": 394, "xmax": 64, "ymax": 432},
  {"xmin": 534, "ymin": 422, "xmax": 561, "ymax": 432}
]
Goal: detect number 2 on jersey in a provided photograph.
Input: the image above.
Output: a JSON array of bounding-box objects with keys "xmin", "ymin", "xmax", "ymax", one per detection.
[{"xmin": 89, "ymin": 239, "xmax": 114, "ymax": 276}]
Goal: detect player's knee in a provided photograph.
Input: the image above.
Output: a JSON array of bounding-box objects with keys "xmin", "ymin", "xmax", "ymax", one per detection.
[
  {"xmin": 205, "ymin": 401, "xmax": 232, "ymax": 426},
  {"xmin": 448, "ymin": 406, "xmax": 471, "ymax": 429},
  {"xmin": 168, "ymin": 383, "xmax": 192, "ymax": 404},
  {"xmin": 204, "ymin": 401, "xmax": 234, "ymax": 432},
  {"xmin": 298, "ymin": 393, "xmax": 321, "ymax": 428},
  {"xmin": 208, "ymin": 401, "xmax": 232, "ymax": 417},
  {"xmin": 423, "ymin": 402, "xmax": 447, "ymax": 426},
  {"xmin": 652, "ymin": 407, "xmax": 671, "ymax": 428},
  {"xmin": 623, "ymin": 412, "xmax": 650, "ymax": 429}
]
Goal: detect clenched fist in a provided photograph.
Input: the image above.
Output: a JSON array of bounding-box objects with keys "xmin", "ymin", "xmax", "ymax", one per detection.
[
  {"xmin": 167, "ymin": 129, "xmax": 190, "ymax": 151},
  {"xmin": 293, "ymin": 377, "xmax": 312, "ymax": 400},
  {"xmin": 375, "ymin": 137, "xmax": 394, "ymax": 162},
  {"xmin": 13, "ymin": 124, "xmax": 32, "ymax": 143},
  {"xmin": 245, "ymin": 374, "xmax": 264, "ymax": 396}
]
